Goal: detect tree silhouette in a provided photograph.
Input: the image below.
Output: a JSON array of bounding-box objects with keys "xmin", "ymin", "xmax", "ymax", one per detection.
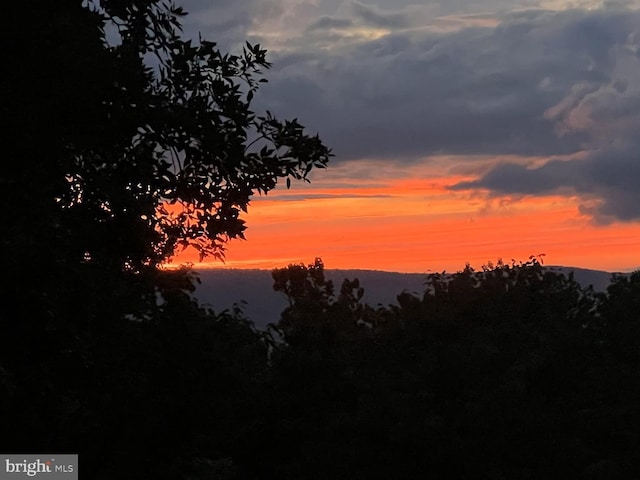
[
  {"xmin": 601, "ymin": 270, "xmax": 640, "ymax": 365},
  {"xmin": 2, "ymin": 1, "xmax": 329, "ymax": 475},
  {"xmin": 3, "ymin": 0, "xmax": 330, "ymax": 371},
  {"xmin": 3, "ymin": 0, "xmax": 330, "ymax": 333}
]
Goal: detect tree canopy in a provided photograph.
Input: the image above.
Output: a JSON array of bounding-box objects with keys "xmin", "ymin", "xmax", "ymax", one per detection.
[
  {"xmin": 2, "ymin": 0, "xmax": 331, "ymax": 357},
  {"xmin": 2, "ymin": 1, "xmax": 330, "ymax": 466},
  {"xmin": 5, "ymin": 0, "xmax": 330, "ymax": 274}
]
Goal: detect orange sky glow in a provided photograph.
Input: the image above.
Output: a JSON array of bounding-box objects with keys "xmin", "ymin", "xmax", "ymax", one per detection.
[{"xmin": 167, "ymin": 157, "xmax": 640, "ymax": 273}]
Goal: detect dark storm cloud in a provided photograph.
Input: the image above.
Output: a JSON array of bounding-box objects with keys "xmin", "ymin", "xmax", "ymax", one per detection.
[
  {"xmin": 452, "ymin": 160, "xmax": 576, "ymax": 195},
  {"xmin": 452, "ymin": 143, "xmax": 640, "ymax": 222},
  {"xmin": 587, "ymin": 148, "xmax": 640, "ymax": 222}
]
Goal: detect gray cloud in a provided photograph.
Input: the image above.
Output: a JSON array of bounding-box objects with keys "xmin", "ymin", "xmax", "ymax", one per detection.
[
  {"xmin": 177, "ymin": 0, "xmax": 258, "ymax": 50},
  {"xmin": 452, "ymin": 160, "xmax": 577, "ymax": 194},
  {"xmin": 452, "ymin": 142, "xmax": 640, "ymax": 222},
  {"xmin": 259, "ymin": 9, "xmax": 637, "ymax": 160},
  {"xmin": 252, "ymin": 7, "xmax": 640, "ymax": 223},
  {"xmin": 179, "ymin": 2, "xmax": 640, "ymax": 224},
  {"xmin": 350, "ymin": 0, "xmax": 413, "ymax": 29},
  {"xmin": 449, "ymin": 9, "xmax": 640, "ymax": 222},
  {"xmin": 179, "ymin": 0, "xmax": 319, "ymax": 50},
  {"xmin": 307, "ymin": 16, "xmax": 354, "ymax": 32}
]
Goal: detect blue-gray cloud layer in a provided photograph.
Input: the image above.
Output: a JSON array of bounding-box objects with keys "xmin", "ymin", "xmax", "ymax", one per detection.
[
  {"xmin": 180, "ymin": 1, "xmax": 640, "ymax": 223},
  {"xmin": 453, "ymin": 143, "xmax": 640, "ymax": 223}
]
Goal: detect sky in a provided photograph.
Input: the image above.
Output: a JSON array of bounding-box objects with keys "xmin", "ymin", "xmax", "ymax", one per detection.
[{"xmin": 169, "ymin": 0, "xmax": 640, "ymax": 273}]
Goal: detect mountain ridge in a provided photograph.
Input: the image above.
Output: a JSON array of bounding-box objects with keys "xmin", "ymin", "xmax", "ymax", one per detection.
[{"xmin": 192, "ymin": 265, "xmax": 629, "ymax": 329}]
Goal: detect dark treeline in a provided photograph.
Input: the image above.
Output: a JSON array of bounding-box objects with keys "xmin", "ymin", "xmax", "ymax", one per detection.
[
  {"xmin": 3, "ymin": 257, "xmax": 640, "ymax": 479},
  {"xmin": 3, "ymin": 1, "xmax": 639, "ymax": 478}
]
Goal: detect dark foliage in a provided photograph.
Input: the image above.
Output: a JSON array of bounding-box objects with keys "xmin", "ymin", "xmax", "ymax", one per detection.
[
  {"xmin": 3, "ymin": 0, "xmax": 330, "ymax": 362},
  {"xmin": 2, "ymin": 1, "xmax": 327, "ymax": 477},
  {"xmin": 266, "ymin": 258, "xmax": 640, "ymax": 480}
]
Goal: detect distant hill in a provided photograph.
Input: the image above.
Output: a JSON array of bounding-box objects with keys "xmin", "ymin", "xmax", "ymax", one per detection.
[
  {"xmin": 543, "ymin": 265, "xmax": 619, "ymax": 292},
  {"xmin": 193, "ymin": 268, "xmax": 425, "ymax": 329},
  {"xmin": 192, "ymin": 266, "xmax": 625, "ymax": 329}
]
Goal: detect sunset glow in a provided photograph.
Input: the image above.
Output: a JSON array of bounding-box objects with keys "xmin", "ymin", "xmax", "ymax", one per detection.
[
  {"xmin": 165, "ymin": 0, "xmax": 640, "ymax": 274},
  {"xmin": 168, "ymin": 158, "xmax": 640, "ymax": 273}
]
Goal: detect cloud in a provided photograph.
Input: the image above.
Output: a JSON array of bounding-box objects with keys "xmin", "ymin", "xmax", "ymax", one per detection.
[
  {"xmin": 179, "ymin": 0, "xmax": 323, "ymax": 50},
  {"xmin": 451, "ymin": 11, "xmax": 640, "ymax": 223},
  {"xmin": 452, "ymin": 141, "xmax": 640, "ymax": 223},
  {"xmin": 251, "ymin": 6, "xmax": 639, "ymax": 224},
  {"xmin": 259, "ymin": 9, "xmax": 640, "ymax": 160},
  {"xmin": 349, "ymin": 0, "xmax": 413, "ymax": 29},
  {"xmin": 307, "ymin": 16, "xmax": 354, "ymax": 32},
  {"xmin": 179, "ymin": 1, "xmax": 640, "ymax": 224},
  {"xmin": 452, "ymin": 160, "xmax": 576, "ymax": 195},
  {"xmin": 178, "ymin": 0, "xmax": 259, "ymax": 49}
]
